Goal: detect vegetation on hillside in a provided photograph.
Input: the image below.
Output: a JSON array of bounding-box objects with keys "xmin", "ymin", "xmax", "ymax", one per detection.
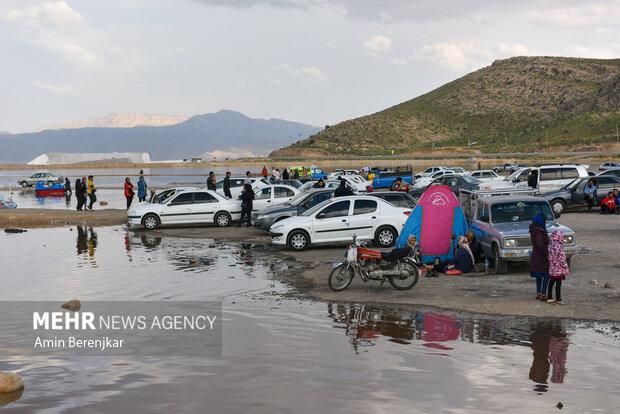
[{"xmin": 271, "ymin": 56, "xmax": 620, "ymax": 156}]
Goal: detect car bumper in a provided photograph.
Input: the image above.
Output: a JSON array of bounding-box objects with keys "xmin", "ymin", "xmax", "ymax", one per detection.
[
  {"xmin": 270, "ymin": 231, "xmax": 286, "ymax": 245},
  {"xmin": 127, "ymin": 216, "xmax": 142, "ymax": 225},
  {"xmin": 499, "ymin": 245, "xmax": 577, "ymax": 261},
  {"xmin": 254, "ymin": 216, "xmax": 276, "ymax": 230}
]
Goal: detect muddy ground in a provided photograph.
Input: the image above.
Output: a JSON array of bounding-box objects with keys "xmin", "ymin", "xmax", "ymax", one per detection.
[{"xmin": 1, "ymin": 208, "xmax": 618, "ymax": 321}]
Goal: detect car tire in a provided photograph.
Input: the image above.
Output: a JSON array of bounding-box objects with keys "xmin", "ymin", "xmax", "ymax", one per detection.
[
  {"xmin": 20, "ymin": 181, "xmax": 29, "ymax": 188},
  {"xmin": 375, "ymin": 226, "xmax": 397, "ymax": 248},
  {"xmin": 142, "ymin": 213, "xmax": 160, "ymax": 230},
  {"xmin": 550, "ymin": 199, "xmax": 566, "ymax": 215},
  {"xmin": 214, "ymin": 211, "xmax": 232, "ymax": 227},
  {"xmin": 492, "ymin": 244, "xmax": 507, "ymax": 275},
  {"xmin": 287, "ymin": 230, "xmax": 310, "ymax": 251}
]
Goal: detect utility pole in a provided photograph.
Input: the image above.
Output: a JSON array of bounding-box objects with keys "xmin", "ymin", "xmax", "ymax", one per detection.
[{"xmin": 616, "ymin": 123, "xmax": 618, "ymax": 143}]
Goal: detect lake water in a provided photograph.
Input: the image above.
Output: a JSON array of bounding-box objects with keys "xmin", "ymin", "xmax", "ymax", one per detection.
[{"xmin": 0, "ymin": 226, "xmax": 618, "ymax": 413}]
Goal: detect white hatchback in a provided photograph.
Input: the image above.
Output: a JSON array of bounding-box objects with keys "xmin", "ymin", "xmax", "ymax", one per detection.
[
  {"xmin": 128, "ymin": 189, "xmax": 241, "ymax": 229},
  {"xmin": 269, "ymin": 195, "xmax": 411, "ymax": 251},
  {"xmin": 469, "ymin": 170, "xmax": 503, "ymax": 182}
]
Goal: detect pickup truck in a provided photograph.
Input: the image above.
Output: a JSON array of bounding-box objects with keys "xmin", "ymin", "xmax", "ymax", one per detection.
[
  {"xmin": 467, "ymin": 195, "xmax": 576, "ymax": 274},
  {"xmin": 370, "ymin": 166, "xmax": 414, "ymax": 189}
]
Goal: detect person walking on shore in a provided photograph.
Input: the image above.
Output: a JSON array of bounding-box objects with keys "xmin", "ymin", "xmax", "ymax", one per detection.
[
  {"xmin": 86, "ymin": 175, "xmax": 97, "ymax": 210},
  {"xmin": 529, "ymin": 213, "xmax": 549, "ymax": 300},
  {"xmin": 75, "ymin": 177, "xmax": 86, "ymax": 210},
  {"xmin": 64, "ymin": 177, "xmax": 72, "ymax": 195},
  {"xmin": 223, "ymin": 171, "xmax": 232, "ymax": 198},
  {"xmin": 137, "ymin": 175, "xmax": 148, "ymax": 202},
  {"xmin": 207, "ymin": 171, "xmax": 216, "ymax": 191},
  {"xmin": 124, "ymin": 177, "xmax": 134, "ymax": 209},
  {"xmin": 547, "ymin": 229, "xmax": 569, "ymax": 305},
  {"xmin": 238, "ymin": 183, "xmax": 254, "ymax": 227},
  {"xmin": 261, "ymin": 166, "xmax": 268, "ymax": 179}
]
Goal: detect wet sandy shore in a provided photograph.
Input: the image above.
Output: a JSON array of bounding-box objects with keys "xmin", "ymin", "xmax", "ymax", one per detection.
[{"xmin": 2, "ymin": 208, "xmax": 618, "ymax": 321}]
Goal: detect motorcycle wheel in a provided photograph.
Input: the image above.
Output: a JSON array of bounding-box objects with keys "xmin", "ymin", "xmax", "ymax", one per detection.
[
  {"xmin": 328, "ymin": 263, "xmax": 355, "ymax": 292},
  {"xmin": 387, "ymin": 261, "xmax": 419, "ymax": 290}
]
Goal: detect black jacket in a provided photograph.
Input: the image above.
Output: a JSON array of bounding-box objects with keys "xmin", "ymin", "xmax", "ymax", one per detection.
[
  {"xmin": 335, "ymin": 185, "xmax": 354, "ymax": 197},
  {"xmin": 207, "ymin": 176, "xmax": 216, "ymax": 191},
  {"xmin": 223, "ymin": 176, "xmax": 231, "ymax": 195},
  {"xmin": 450, "ymin": 247, "xmax": 474, "ymax": 273},
  {"xmin": 469, "ymin": 238, "xmax": 482, "ymax": 263},
  {"xmin": 240, "ymin": 189, "xmax": 255, "ymax": 210}
]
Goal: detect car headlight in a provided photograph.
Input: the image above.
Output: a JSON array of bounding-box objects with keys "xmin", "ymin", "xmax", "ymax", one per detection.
[
  {"xmin": 504, "ymin": 238, "xmax": 517, "ymax": 248},
  {"xmin": 257, "ymin": 215, "xmax": 266, "ymax": 220},
  {"xmin": 270, "ymin": 224, "xmax": 284, "ymax": 232},
  {"xmin": 564, "ymin": 235, "xmax": 574, "ymax": 245},
  {"xmin": 128, "ymin": 210, "xmax": 137, "ymax": 216}
]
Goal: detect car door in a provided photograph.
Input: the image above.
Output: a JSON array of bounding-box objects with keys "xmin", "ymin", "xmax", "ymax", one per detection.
[
  {"xmin": 470, "ymin": 201, "xmax": 493, "ymax": 256},
  {"xmin": 273, "ymin": 186, "xmax": 295, "ymax": 205},
  {"xmin": 161, "ymin": 192, "xmax": 194, "ymax": 224},
  {"xmin": 252, "ymin": 187, "xmax": 272, "ymax": 212},
  {"xmin": 312, "ymin": 200, "xmax": 352, "ymax": 243},
  {"xmin": 191, "ymin": 192, "xmax": 219, "ymax": 223},
  {"xmin": 348, "ymin": 199, "xmax": 379, "ymax": 240}
]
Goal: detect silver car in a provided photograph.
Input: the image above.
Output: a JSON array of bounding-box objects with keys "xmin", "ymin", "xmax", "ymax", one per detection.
[
  {"xmin": 18, "ymin": 171, "xmax": 63, "ymax": 187},
  {"xmin": 468, "ymin": 195, "xmax": 576, "ymax": 274}
]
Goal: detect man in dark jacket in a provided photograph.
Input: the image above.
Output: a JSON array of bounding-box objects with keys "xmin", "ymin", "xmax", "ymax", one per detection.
[
  {"xmin": 238, "ymin": 184, "xmax": 254, "ymax": 227},
  {"xmin": 529, "ymin": 213, "xmax": 549, "ymax": 300},
  {"xmin": 75, "ymin": 177, "xmax": 86, "ymax": 210},
  {"xmin": 334, "ymin": 178, "xmax": 354, "ymax": 197},
  {"xmin": 207, "ymin": 172, "xmax": 217, "ymax": 191},
  {"xmin": 223, "ymin": 172, "xmax": 232, "ymax": 198}
]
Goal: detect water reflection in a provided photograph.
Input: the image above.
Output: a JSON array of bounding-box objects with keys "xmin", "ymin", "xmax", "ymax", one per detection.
[
  {"xmin": 529, "ymin": 321, "xmax": 568, "ymax": 393},
  {"xmin": 75, "ymin": 226, "xmax": 98, "ymax": 267}
]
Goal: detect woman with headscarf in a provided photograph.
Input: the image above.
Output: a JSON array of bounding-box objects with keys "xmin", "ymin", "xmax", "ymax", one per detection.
[
  {"xmin": 529, "ymin": 213, "xmax": 549, "ymax": 300},
  {"xmin": 547, "ymin": 229, "xmax": 569, "ymax": 304},
  {"xmin": 124, "ymin": 177, "xmax": 134, "ymax": 209},
  {"xmin": 427, "ymin": 236, "xmax": 474, "ymax": 274},
  {"xmin": 238, "ymin": 183, "xmax": 254, "ymax": 227}
]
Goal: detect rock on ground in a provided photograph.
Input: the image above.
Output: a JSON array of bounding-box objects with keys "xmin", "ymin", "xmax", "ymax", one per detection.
[{"xmin": 0, "ymin": 372, "xmax": 24, "ymax": 393}]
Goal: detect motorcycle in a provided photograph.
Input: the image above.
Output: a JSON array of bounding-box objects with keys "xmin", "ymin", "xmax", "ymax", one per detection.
[{"xmin": 328, "ymin": 236, "xmax": 421, "ymax": 292}]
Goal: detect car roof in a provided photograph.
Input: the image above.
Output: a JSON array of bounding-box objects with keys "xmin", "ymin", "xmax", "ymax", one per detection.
[{"xmin": 478, "ymin": 195, "xmax": 548, "ymax": 204}]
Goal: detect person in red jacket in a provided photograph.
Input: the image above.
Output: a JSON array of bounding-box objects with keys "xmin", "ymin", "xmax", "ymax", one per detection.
[
  {"xmin": 124, "ymin": 177, "xmax": 134, "ymax": 210},
  {"xmin": 600, "ymin": 191, "xmax": 616, "ymax": 215}
]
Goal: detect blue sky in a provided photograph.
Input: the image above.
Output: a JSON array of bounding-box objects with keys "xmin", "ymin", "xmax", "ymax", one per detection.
[{"xmin": 1, "ymin": 0, "xmax": 618, "ymax": 132}]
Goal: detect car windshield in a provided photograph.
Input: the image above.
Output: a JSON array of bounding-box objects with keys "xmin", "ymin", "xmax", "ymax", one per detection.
[
  {"xmin": 285, "ymin": 191, "xmax": 311, "ymax": 206},
  {"xmin": 564, "ymin": 178, "xmax": 583, "ymax": 190},
  {"xmin": 461, "ymin": 175, "xmax": 479, "ymax": 184},
  {"xmin": 491, "ymin": 201, "xmax": 553, "ymax": 223},
  {"xmin": 300, "ymin": 198, "xmax": 332, "ymax": 217}
]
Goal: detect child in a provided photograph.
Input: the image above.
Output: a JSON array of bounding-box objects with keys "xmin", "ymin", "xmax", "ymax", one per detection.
[{"xmin": 547, "ymin": 230, "xmax": 569, "ymax": 304}]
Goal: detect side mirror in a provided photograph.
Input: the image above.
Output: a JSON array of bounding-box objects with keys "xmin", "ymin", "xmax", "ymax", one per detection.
[
  {"xmin": 317, "ymin": 212, "xmax": 325, "ymax": 219},
  {"xmin": 480, "ymin": 215, "xmax": 489, "ymax": 223}
]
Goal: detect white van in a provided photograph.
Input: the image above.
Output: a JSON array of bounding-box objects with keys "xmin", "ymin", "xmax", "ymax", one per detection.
[{"xmin": 506, "ymin": 165, "xmax": 589, "ymax": 190}]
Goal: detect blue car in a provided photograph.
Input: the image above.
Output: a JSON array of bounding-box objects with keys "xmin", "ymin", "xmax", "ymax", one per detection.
[{"xmin": 371, "ymin": 166, "xmax": 414, "ymax": 189}]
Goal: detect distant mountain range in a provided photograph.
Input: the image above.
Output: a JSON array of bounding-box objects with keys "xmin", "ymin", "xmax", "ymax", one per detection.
[
  {"xmin": 35, "ymin": 113, "xmax": 190, "ymax": 131},
  {"xmin": 0, "ymin": 110, "xmax": 321, "ymax": 163},
  {"xmin": 272, "ymin": 56, "xmax": 620, "ymax": 156}
]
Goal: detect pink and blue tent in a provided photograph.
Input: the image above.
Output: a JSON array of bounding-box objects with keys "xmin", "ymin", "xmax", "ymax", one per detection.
[{"xmin": 396, "ymin": 185, "xmax": 468, "ymax": 263}]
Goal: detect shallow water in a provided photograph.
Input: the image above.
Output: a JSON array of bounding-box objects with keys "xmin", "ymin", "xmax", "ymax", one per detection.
[{"xmin": 0, "ymin": 226, "xmax": 618, "ymax": 413}]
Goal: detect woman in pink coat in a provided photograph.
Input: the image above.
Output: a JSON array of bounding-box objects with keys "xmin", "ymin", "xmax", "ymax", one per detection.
[{"xmin": 547, "ymin": 230, "xmax": 569, "ymax": 304}]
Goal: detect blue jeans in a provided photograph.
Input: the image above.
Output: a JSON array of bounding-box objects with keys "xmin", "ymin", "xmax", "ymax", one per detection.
[{"xmin": 531, "ymin": 271, "xmax": 549, "ymax": 294}]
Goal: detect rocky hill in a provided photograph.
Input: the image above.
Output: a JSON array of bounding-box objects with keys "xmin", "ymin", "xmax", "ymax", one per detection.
[
  {"xmin": 0, "ymin": 110, "xmax": 320, "ymax": 162},
  {"xmin": 272, "ymin": 56, "xmax": 620, "ymax": 156}
]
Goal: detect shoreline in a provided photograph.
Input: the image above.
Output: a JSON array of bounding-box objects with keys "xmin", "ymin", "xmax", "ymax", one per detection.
[{"xmin": 1, "ymin": 209, "xmax": 618, "ymax": 322}]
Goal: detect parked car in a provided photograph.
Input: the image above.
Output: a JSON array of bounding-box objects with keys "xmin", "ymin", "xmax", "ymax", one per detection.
[
  {"xmin": 269, "ymin": 179, "xmax": 304, "ymax": 188},
  {"xmin": 298, "ymin": 180, "xmax": 342, "ymax": 192},
  {"xmin": 416, "ymin": 166, "xmax": 449, "ymax": 178},
  {"xmin": 597, "ymin": 168, "xmax": 620, "ymax": 178},
  {"xmin": 493, "ymin": 163, "xmax": 520, "ymax": 173},
  {"xmin": 504, "ymin": 164, "xmax": 590, "ymax": 190},
  {"xmin": 599, "ymin": 162, "xmax": 620, "ymax": 171},
  {"xmin": 128, "ymin": 190, "xmax": 242, "ymax": 230},
  {"xmin": 410, "ymin": 174, "xmax": 479, "ymax": 200},
  {"xmin": 244, "ymin": 184, "xmax": 300, "ymax": 213},
  {"xmin": 253, "ymin": 189, "xmax": 335, "ymax": 230},
  {"xmin": 543, "ymin": 176, "xmax": 620, "ymax": 214},
  {"xmin": 215, "ymin": 177, "xmax": 268, "ymax": 198},
  {"xmin": 151, "ymin": 187, "xmax": 199, "ymax": 204},
  {"xmin": 469, "ymin": 170, "xmax": 503, "ymax": 182},
  {"xmin": 468, "ymin": 195, "xmax": 576, "ymax": 274},
  {"xmin": 269, "ymin": 196, "xmax": 411, "ymax": 250},
  {"xmin": 447, "ymin": 167, "xmax": 467, "ymax": 174},
  {"xmin": 340, "ymin": 174, "xmax": 373, "ymax": 192},
  {"xmin": 18, "ymin": 171, "xmax": 63, "ymax": 187},
  {"xmin": 368, "ymin": 191, "xmax": 417, "ymax": 209},
  {"xmin": 410, "ymin": 170, "xmax": 458, "ymax": 192},
  {"xmin": 369, "ymin": 165, "xmax": 414, "ymax": 189},
  {"xmin": 326, "ymin": 169, "xmax": 359, "ymax": 179}
]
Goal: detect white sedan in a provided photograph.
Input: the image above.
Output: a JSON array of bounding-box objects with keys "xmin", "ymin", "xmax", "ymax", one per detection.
[
  {"xmin": 298, "ymin": 180, "xmax": 341, "ymax": 192},
  {"xmin": 341, "ymin": 174, "xmax": 373, "ymax": 192},
  {"xmin": 215, "ymin": 177, "xmax": 268, "ymax": 198},
  {"xmin": 469, "ymin": 170, "xmax": 503, "ymax": 182},
  {"xmin": 243, "ymin": 184, "xmax": 300, "ymax": 212},
  {"xmin": 128, "ymin": 189, "xmax": 241, "ymax": 230},
  {"xmin": 411, "ymin": 170, "xmax": 456, "ymax": 190},
  {"xmin": 269, "ymin": 195, "xmax": 411, "ymax": 251}
]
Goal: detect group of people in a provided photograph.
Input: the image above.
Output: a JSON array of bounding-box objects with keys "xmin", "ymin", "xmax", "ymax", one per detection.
[
  {"xmin": 123, "ymin": 175, "xmax": 148, "ymax": 209},
  {"xmin": 583, "ymin": 179, "xmax": 619, "ymax": 214},
  {"xmin": 260, "ymin": 166, "xmax": 304, "ymax": 181},
  {"xmin": 72, "ymin": 176, "xmax": 96, "ymax": 211}
]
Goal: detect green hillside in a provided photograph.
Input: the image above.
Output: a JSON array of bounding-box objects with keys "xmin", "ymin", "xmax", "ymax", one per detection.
[{"xmin": 271, "ymin": 56, "xmax": 620, "ymax": 156}]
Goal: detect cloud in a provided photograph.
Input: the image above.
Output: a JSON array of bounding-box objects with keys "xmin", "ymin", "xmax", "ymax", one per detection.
[
  {"xmin": 526, "ymin": 3, "xmax": 620, "ymax": 27},
  {"xmin": 33, "ymin": 80, "xmax": 77, "ymax": 96},
  {"xmin": 496, "ymin": 42, "xmax": 535, "ymax": 57},
  {"xmin": 363, "ymin": 35, "xmax": 392, "ymax": 53},
  {"xmin": 275, "ymin": 64, "xmax": 328, "ymax": 83},
  {"xmin": 414, "ymin": 42, "xmax": 493, "ymax": 72},
  {"xmin": 571, "ymin": 45, "xmax": 620, "ymax": 59},
  {"xmin": 35, "ymin": 37, "xmax": 100, "ymax": 64},
  {"xmin": 3, "ymin": 1, "xmax": 83, "ymax": 28}
]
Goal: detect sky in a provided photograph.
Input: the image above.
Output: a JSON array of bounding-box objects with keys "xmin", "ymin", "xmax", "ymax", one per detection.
[{"xmin": 1, "ymin": 0, "xmax": 619, "ymax": 132}]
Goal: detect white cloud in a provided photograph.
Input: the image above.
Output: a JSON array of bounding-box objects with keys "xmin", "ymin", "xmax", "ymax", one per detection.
[
  {"xmin": 275, "ymin": 64, "xmax": 328, "ymax": 83},
  {"xmin": 571, "ymin": 45, "xmax": 620, "ymax": 59},
  {"xmin": 363, "ymin": 35, "xmax": 392, "ymax": 53},
  {"xmin": 33, "ymin": 80, "xmax": 77, "ymax": 96},
  {"xmin": 526, "ymin": 3, "xmax": 620, "ymax": 27},
  {"xmin": 497, "ymin": 42, "xmax": 534, "ymax": 57},
  {"xmin": 414, "ymin": 41, "xmax": 493, "ymax": 72},
  {"xmin": 35, "ymin": 37, "xmax": 100, "ymax": 64},
  {"xmin": 4, "ymin": 1, "xmax": 83, "ymax": 28}
]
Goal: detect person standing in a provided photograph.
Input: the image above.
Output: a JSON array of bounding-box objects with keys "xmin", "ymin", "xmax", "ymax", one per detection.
[
  {"xmin": 223, "ymin": 171, "xmax": 232, "ymax": 198},
  {"xmin": 124, "ymin": 177, "xmax": 135, "ymax": 209},
  {"xmin": 282, "ymin": 168, "xmax": 290, "ymax": 180},
  {"xmin": 86, "ymin": 175, "xmax": 97, "ymax": 210},
  {"xmin": 261, "ymin": 166, "xmax": 268, "ymax": 179},
  {"xmin": 75, "ymin": 177, "xmax": 85, "ymax": 210},
  {"xmin": 64, "ymin": 177, "xmax": 72, "ymax": 195},
  {"xmin": 137, "ymin": 175, "xmax": 148, "ymax": 202},
  {"xmin": 529, "ymin": 213, "xmax": 549, "ymax": 301},
  {"xmin": 244, "ymin": 170, "xmax": 252, "ymax": 185},
  {"xmin": 207, "ymin": 171, "xmax": 216, "ymax": 191},
  {"xmin": 292, "ymin": 169, "xmax": 300, "ymax": 179},
  {"xmin": 583, "ymin": 179, "xmax": 597, "ymax": 212},
  {"xmin": 238, "ymin": 183, "xmax": 254, "ymax": 227},
  {"xmin": 274, "ymin": 169, "xmax": 281, "ymax": 180},
  {"xmin": 547, "ymin": 230, "xmax": 569, "ymax": 305}
]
